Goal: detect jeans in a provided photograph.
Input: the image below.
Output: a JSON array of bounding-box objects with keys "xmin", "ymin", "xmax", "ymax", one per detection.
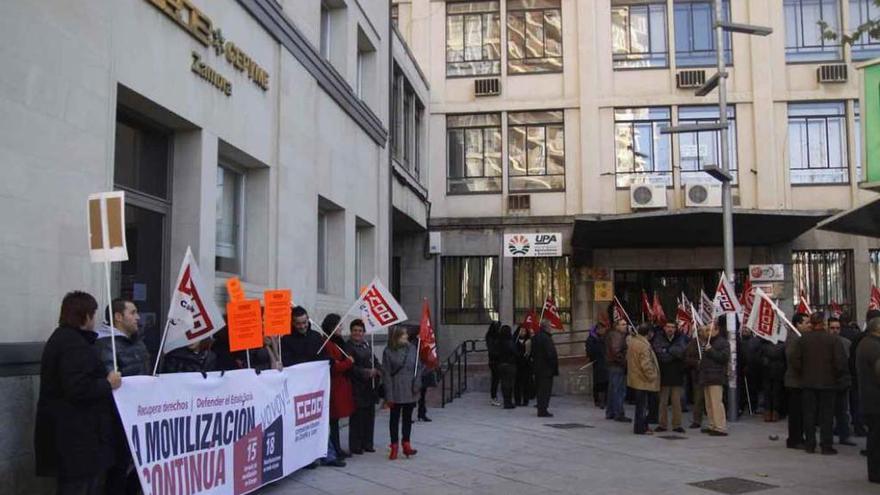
[
  {"xmin": 389, "ymin": 402, "xmax": 414, "ymax": 444},
  {"xmin": 633, "ymin": 389, "xmax": 649, "ymax": 434},
  {"xmin": 329, "ymin": 418, "xmax": 343, "ymax": 455},
  {"xmin": 803, "ymin": 389, "xmax": 835, "ymax": 450},
  {"xmin": 607, "ymin": 367, "xmax": 627, "ymax": 419}
]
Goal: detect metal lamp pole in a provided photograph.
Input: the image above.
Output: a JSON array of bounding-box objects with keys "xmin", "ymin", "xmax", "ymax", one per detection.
[{"xmin": 663, "ymin": 1, "xmax": 771, "ymax": 421}]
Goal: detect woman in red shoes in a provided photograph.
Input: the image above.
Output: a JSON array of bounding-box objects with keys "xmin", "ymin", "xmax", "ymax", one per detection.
[{"xmin": 382, "ymin": 325, "xmax": 422, "ymax": 460}]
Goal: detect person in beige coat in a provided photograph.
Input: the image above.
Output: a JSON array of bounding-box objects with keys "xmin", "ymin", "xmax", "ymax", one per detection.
[{"xmin": 627, "ymin": 323, "xmax": 660, "ymax": 435}]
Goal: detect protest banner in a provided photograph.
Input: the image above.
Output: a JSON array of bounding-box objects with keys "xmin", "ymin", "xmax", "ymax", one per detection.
[
  {"xmin": 226, "ymin": 277, "xmax": 246, "ymax": 303},
  {"xmin": 113, "ymin": 361, "xmax": 330, "ymax": 495},
  {"xmin": 227, "ymin": 300, "xmax": 264, "ymax": 353},
  {"xmin": 263, "ymin": 290, "xmax": 292, "ymax": 337}
]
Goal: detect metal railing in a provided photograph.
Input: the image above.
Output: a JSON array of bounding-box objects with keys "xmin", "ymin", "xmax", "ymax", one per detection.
[{"xmin": 438, "ymin": 329, "xmax": 596, "ymax": 407}]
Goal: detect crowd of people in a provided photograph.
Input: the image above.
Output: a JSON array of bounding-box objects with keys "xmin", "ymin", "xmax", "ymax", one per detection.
[{"xmin": 35, "ymin": 291, "xmax": 436, "ymax": 495}]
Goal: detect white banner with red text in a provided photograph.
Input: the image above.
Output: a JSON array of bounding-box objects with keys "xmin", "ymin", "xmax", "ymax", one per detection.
[{"xmin": 113, "ymin": 361, "xmax": 330, "ymax": 495}]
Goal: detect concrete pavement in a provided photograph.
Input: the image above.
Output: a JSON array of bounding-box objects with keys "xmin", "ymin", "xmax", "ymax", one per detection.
[{"xmin": 260, "ymin": 393, "xmax": 875, "ymax": 495}]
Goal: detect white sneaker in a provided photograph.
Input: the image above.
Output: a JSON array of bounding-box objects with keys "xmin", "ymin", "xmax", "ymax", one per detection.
[{"xmin": 490, "ymin": 399, "xmax": 501, "ymax": 407}]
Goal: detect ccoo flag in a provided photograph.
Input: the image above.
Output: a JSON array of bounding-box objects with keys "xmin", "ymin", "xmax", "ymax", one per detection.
[
  {"xmin": 542, "ymin": 295, "xmax": 565, "ymax": 330},
  {"xmin": 162, "ymin": 247, "xmax": 226, "ymax": 353},
  {"xmin": 357, "ymin": 278, "xmax": 407, "ymax": 333},
  {"xmin": 521, "ymin": 308, "xmax": 540, "ymax": 335},
  {"xmin": 714, "ymin": 272, "xmax": 742, "ymax": 315}
]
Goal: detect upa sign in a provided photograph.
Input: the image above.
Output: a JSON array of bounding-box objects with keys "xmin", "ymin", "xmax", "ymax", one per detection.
[{"xmin": 504, "ymin": 233, "xmax": 563, "ymax": 257}]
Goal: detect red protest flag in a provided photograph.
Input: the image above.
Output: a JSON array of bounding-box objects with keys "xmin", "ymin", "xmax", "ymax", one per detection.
[
  {"xmin": 796, "ymin": 290, "xmax": 813, "ymax": 315},
  {"xmin": 652, "ymin": 293, "xmax": 667, "ymax": 326},
  {"xmin": 829, "ymin": 299, "xmax": 843, "ymax": 318},
  {"xmin": 521, "ymin": 308, "xmax": 540, "ymax": 335},
  {"xmin": 611, "ymin": 296, "xmax": 635, "ymax": 331},
  {"xmin": 739, "ymin": 278, "xmax": 752, "ymax": 307},
  {"xmin": 541, "ymin": 295, "xmax": 565, "ymax": 331},
  {"xmin": 641, "ymin": 290, "xmax": 654, "ymax": 323},
  {"xmin": 870, "ymin": 285, "xmax": 880, "ymax": 311},
  {"xmin": 675, "ymin": 300, "xmax": 693, "ymax": 336},
  {"xmin": 418, "ymin": 300, "xmax": 439, "ymax": 370}
]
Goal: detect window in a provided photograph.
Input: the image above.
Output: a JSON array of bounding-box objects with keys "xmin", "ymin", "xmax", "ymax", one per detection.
[
  {"xmin": 317, "ymin": 210, "xmax": 327, "ymax": 292},
  {"xmin": 447, "ymin": 113, "xmax": 502, "ymax": 194},
  {"xmin": 674, "ymin": 0, "xmax": 732, "ymax": 67},
  {"xmin": 391, "ymin": 70, "xmax": 403, "ymax": 160},
  {"xmin": 391, "ymin": 67, "xmax": 425, "ymax": 181},
  {"xmin": 678, "ymin": 106, "xmax": 738, "ymax": 185},
  {"xmin": 415, "ymin": 101, "xmax": 424, "ymax": 181},
  {"xmin": 356, "ymin": 27, "xmax": 376, "ymax": 104},
  {"xmin": 614, "ymin": 107, "xmax": 673, "ymax": 187},
  {"xmin": 507, "ymin": 0, "xmax": 563, "ymax": 74},
  {"xmin": 871, "ymin": 249, "xmax": 880, "ymax": 288},
  {"xmin": 508, "ymin": 110, "xmax": 565, "ymax": 191},
  {"xmin": 442, "ymin": 256, "xmax": 499, "ymax": 324},
  {"xmin": 391, "ymin": 4, "xmax": 399, "ymax": 28},
  {"xmin": 513, "ymin": 257, "xmax": 571, "ymax": 324},
  {"xmin": 855, "ymin": 101, "xmax": 863, "ymax": 182},
  {"xmin": 320, "ymin": 3, "xmax": 332, "ymax": 59},
  {"xmin": 788, "ymin": 102, "xmax": 849, "ymax": 184},
  {"xmin": 612, "ymin": 1, "xmax": 668, "ymax": 69},
  {"xmin": 114, "ymin": 117, "xmax": 170, "ymax": 199},
  {"xmin": 850, "ymin": 0, "xmax": 880, "ymax": 60},
  {"xmin": 216, "ymin": 165, "xmax": 244, "ymax": 274},
  {"xmin": 792, "ymin": 250, "xmax": 854, "ymax": 316},
  {"xmin": 355, "ymin": 221, "xmax": 375, "ymax": 298},
  {"xmin": 784, "ymin": 0, "xmax": 841, "ymax": 62},
  {"xmin": 447, "ymin": 1, "xmax": 502, "ymax": 77}
]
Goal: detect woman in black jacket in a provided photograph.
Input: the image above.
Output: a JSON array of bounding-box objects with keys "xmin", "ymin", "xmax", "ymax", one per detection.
[
  {"xmin": 496, "ymin": 325, "xmax": 518, "ymax": 409},
  {"xmin": 514, "ymin": 326, "xmax": 534, "ymax": 406},
  {"xmin": 485, "ymin": 321, "xmax": 502, "ymax": 406},
  {"xmin": 759, "ymin": 338, "xmax": 786, "ymax": 422},
  {"xmin": 35, "ymin": 291, "xmax": 122, "ymax": 494}
]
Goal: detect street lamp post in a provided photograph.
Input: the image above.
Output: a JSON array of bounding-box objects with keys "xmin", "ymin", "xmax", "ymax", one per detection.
[{"xmin": 662, "ymin": 0, "xmax": 770, "ymax": 421}]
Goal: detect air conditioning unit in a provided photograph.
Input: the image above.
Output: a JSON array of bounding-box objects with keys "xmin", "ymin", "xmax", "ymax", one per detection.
[
  {"xmin": 630, "ymin": 184, "xmax": 667, "ymax": 209},
  {"xmin": 474, "ymin": 78, "xmax": 501, "ymax": 97},
  {"xmin": 507, "ymin": 194, "xmax": 531, "ymax": 212},
  {"xmin": 817, "ymin": 64, "xmax": 847, "ymax": 83},
  {"xmin": 685, "ymin": 183, "xmax": 722, "ymax": 207},
  {"xmin": 676, "ymin": 69, "xmax": 706, "ymax": 89}
]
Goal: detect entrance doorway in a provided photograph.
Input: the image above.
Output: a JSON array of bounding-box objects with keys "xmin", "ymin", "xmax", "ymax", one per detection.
[{"xmin": 614, "ymin": 270, "xmax": 747, "ymax": 323}]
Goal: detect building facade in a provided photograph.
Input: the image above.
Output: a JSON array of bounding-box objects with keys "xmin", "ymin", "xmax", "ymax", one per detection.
[
  {"xmin": 0, "ymin": 0, "xmax": 432, "ymax": 491},
  {"xmin": 393, "ymin": 0, "xmax": 880, "ymax": 358}
]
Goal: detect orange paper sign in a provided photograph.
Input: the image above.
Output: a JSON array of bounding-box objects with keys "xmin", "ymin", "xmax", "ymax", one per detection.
[
  {"xmin": 226, "ymin": 277, "xmax": 245, "ymax": 302},
  {"xmin": 263, "ymin": 289, "xmax": 292, "ymax": 336},
  {"xmin": 227, "ymin": 299, "xmax": 263, "ymax": 352}
]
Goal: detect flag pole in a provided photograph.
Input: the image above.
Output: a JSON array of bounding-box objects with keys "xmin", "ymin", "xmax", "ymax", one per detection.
[
  {"xmin": 370, "ymin": 330, "xmax": 375, "ymax": 390},
  {"xmin": 246, "ymin": 350, "xmax": 252, "ymax": 369},
  {"xmin": 316, "ymin": 298, "xmax": 362, "ymax": 355},
  {"xmin": 414, "ymin": 336, "xmax": 421, "ymax": 378},
  {"xmin": 311, "ymin": 318, "xmax": 353, "ymax": 359},
  {"xmin": 151, "ymin": 318, "xmax": 171, "ymax": 376},
  {"xmin": 104, "ymin": 260, "xmax": 118, "ymax": 372},
  {"xmin": 538, "ymin": 293, "xmax": 548, "ymax": 324}
]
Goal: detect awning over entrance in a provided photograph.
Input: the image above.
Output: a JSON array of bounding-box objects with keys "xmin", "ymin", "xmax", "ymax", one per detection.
[
  {"xmin": 817, "ymin": 197, "xmax": 880, "ymax": 238},
  {"xmin": 573, "ymin": 208, "xmax": 833, "ymax": 249}
]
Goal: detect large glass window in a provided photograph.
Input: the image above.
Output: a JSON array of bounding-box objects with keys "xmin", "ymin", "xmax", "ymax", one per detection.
[
  {"xmin": 215, "ymin": 165, "xmax": 243, "ymax": 274},
  {"xmin": 447, "ymin": 113, "xmax": 503, "ymax": 194},
  {"xmin": 513, "ymin": 257, "xmax": 571, "ymax": 325},
  {"xmin": 447, "ymin": 1, "xmax": 502, "ymax": 77},
  {"xmin": 614, "ymin": 107, "xmax": 673, "ymax": 187},
  {"xmin": 114, "ymin": 117, "xmax": 170, "ymax": 199},
  {"xmin": 317, "ymin": 211, "xmax": 327, "ymax": 293},
  {"xmin": 784, "ymin": 0, "xmax": 841, "ymax": 62},
  {"xmin": 612, "ymin": 1, "xmax": 668, "ymax": 69},
  {"xmin": 788, "ymin": 102, "xmax": 849, "ymax": 184},
  {"xmin": 678, "ymin": 106, "xmax": 738, "ymax": 185},
  {"xmin": 507, "ymin": 0, "xmax": 563, "ymax": 74},
  {"xmin": 792, "ymin": 250, "xmax": 854, "ymax": 316},
  {"xmin": 850, "ymin": 0, "xmax": 880, "ymax": 60},
  {"xmin": 442, "ymin": 256, "xmax": 500, "ymax": 324},
  {"xmin": 674, "ymin": 0, "xmax": 732, "ymax": 67},
  {"xmin": 508, "ymin": 110, "xmax": 565, "ymax": 192}
]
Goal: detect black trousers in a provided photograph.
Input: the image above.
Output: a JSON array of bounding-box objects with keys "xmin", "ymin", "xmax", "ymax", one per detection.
[
  {"xmin": 851, "ymin": 383, "xmax": 865, "ymax": 433},
  {"xmin": 535, "ymin": 375, "xmax": 553, "ymax": 413},
  {"xmin": 634, "ymin": 389, "xmax": 649, "ymax": 434},
  {"xmin": 499, "ymin": 363, "xmax": 516, "ymax": 407},
  {"xmin": 389, "ymin": 402, "xmax": 415, "ymax": 444},
  {"xmin": 646, "ymin": 391, "xmax": 659, "ymax": 424},
  {"xmin": 57, "ymin": 475, "xmax": 104, "ymax": 495},
  {"xmin": 803, "ymin": 388, "xmax": 835, "ymax": 449},
  {"xmin": 593, "ymin": 380, "xmax": 608, "ymax": 407},
  {"xmin": 834, "ymin": 389, "xmax": 851, "ymax": 442},
  {"xmin": 514, "ymin": 364, "xmax": 533, "ymax": 405},
  {"xmin": 786, "ymin": 387, "xmax": 804, "ymax": 446},
  {"xmin": 865, "ymin": 413, "xmax": 880, "ymax": 483},
  {"xmin": 418, "ymin": 386, "xmax": 428, "ymax": 418},
  {"xmin": 489, "ymin": 362, "xmax": 500, "ymax": 399},
  {"xmin": 349, "ymin": 405, "xmax": 375, "ymax": 452},
  {"xmin": 763, "ymin": 378, "xmax": 784, "ymax": 416}
]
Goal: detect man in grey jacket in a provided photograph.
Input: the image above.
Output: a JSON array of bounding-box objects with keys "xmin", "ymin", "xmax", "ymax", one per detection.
[
  {"xmin": 96, "ymin": 298, "xmax": 150, "ymax": 377},
  {"xmin": 785, "ymin": 313, "xmax": 811, "ymax": 449}
]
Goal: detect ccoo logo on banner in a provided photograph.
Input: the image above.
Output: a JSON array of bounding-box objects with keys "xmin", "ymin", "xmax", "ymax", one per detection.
[{"xmin": 113, "ymin": 361, "xmax": 330, "ymax": 495}]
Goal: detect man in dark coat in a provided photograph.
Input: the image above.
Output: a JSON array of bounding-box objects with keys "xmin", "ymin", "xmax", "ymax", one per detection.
[
  {"xmin": 280, "ymin": 306, "xmax": 329, "ymax": 365},
  {"xmin": 791, "ymin": 311, "xmax": 849, "ymax": 455},
  {"xmin": 653, "ymin": 322, "xmax": 687, "ymax": 432},
  {"xmin": 856, "ymin": 316, "xmax": 880, "ymax": 483},
  {"xmin": 849, "ymin": 309, "xmax": 880, "ymax": 438},
  {"xmin": 586, "ymin": 322, "xmax": 609, "ymax": 409},
  {"xmin": 531, "ymin": 321, "xmax": 559, "ymax": 417},
  {"xmin": 485, "ymin": 321, "xmax": 502, "ymax": 406},
  {"xmin": 514, "ymin": 326, "xmax": 534, "ymax": 406},
  {"xmin": 828, "ymin": 316, "xmax": 856, "ymax": 446},
  {"xmin": 345, "ymin": 319, "xmax": 381, "ymax": 454},
  {"xmin": 759, "ymin": 336, "xmax": 786, "ymax": 422},
  {"xmin": 740, "ymin": 328, "xmax": 764, "ymax": 416},
  {"xmin": 785, "ymin": 312, "xmax": 811, "ymax": 449},
  {"xmin": 35, "ymin": 291, "xmax": 122, "ymax": 494},
  {"xmin": 606, "ymin": 318, "xmax": 630, "ymax": 422}
]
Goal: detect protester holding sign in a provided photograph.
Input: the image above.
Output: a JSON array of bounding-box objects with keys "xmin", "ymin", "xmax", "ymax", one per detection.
[
  {"xmin": 345, "ymin": 319, "xmax": 381, "ymax": 455},
  {"xmin": 35, "ymin": 291, "xmax": 122, "ymax": 495},
  {"xmin": 700, "ymin": 319, "xmax": 731, "ymax": 436},
  {"xmin": 785, "ymin": 312, "xmax": 811, "ymax": 449},
  {"xmin": 605, "ymin": 318, "xmax": 630, "ymax": 422},
  {"xmin": 382, "ymin": 326, "xmax": 422, "ymax": 460},
  {"xmin": 281, "ymin": 306, "xmax": 329, "ymax": 365}
]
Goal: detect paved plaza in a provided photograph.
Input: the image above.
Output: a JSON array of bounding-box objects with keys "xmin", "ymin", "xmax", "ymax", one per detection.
[{"xmin": 261, "ymin": 393, "xmax": 873, "ymax": 495}]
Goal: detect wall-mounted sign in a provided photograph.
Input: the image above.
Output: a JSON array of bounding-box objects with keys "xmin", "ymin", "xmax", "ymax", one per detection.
[
  {"xmin": 594, "ymin": 281, "xmax": 613, "ymax": 301},
  {"xmin": 504, "ymin": 233, "xmax": 563, "ymax": 257},
  {"xmin": 749, "ymin": 264, "xmax": 784, "ymax": 282},
  {"xmin": 146, "ymin": 0, "xmax": 270, "ymax": 95}
]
